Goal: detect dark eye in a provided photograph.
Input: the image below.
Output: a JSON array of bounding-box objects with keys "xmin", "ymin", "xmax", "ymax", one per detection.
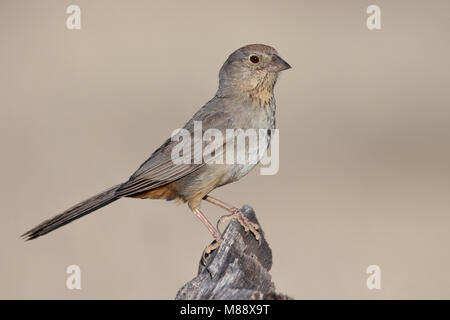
[{"xmin": 249, "ymin": 55, "xmax": 260, "ymax": 64}]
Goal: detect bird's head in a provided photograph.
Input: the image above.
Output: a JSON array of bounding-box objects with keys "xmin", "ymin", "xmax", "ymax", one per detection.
[{"xmin": 218, "ymin": 44, "xmax": 291, "ymax": 99}]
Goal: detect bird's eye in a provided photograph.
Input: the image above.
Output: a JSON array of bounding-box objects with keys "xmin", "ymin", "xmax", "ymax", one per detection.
[{"xmin": 249, "ymin": 55, "xmax": 260, "ymax": 64}]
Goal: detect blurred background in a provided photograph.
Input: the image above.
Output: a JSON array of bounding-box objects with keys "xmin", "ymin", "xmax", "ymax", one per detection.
[{"xmin": 1, "ymin": 0, "xmax": 449, "ymax": 299}]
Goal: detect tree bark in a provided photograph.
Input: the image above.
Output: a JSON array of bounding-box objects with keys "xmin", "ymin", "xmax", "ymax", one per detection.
[{"xmin": 176, "ymin": 205, "xmax": 290, "ymax": 300}]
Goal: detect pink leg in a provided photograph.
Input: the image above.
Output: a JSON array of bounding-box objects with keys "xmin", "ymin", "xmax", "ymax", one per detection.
[
  {"xmin": 191, "ymin": 207, "xmax": 222, "ymax": 240},
  {"xmin": 191, "ymin": 207, "xmax": 222, "ymax": 264},
  {"xmin": 203, "ymin": 195, "xmax": 235, "ymax": 211},
  {"xmin": 203, "ymin": 195, "xmax": 260, "ymax": 240}
]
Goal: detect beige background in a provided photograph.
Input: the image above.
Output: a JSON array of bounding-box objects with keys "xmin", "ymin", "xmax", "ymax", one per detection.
[{"xmin": 1, "ymin": 0, "xmax": 449, "ymax": 299}]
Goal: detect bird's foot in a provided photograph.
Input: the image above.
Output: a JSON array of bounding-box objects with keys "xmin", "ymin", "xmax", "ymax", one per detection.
[
  {"xmin": 202, "ymin": 239, "xmax": 222, "ymax": 265},
  {"xmin": 217, "ymin": 208, "xmax": 261, "ymax": 241}
]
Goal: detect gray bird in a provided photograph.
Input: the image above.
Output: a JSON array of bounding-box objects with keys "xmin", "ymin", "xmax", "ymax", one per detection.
[{"xmin": 22, "ymin": 44, "xmax": 291, "ymax": 250}]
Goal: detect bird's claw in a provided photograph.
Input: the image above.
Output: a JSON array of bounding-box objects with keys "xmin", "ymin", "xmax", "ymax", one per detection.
[
  {"xmin": 217, "ymin": 208, "xmax": 261, "ymax": 242},
  {"xmin": 201, "ymin": 239, "xmax": 222, "ymax": 265}
]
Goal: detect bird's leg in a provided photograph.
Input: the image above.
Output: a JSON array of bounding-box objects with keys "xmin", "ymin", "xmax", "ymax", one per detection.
[
  {"xmin": 203, "ymin": 195, "xmax": 260, "ymax": 241},
  {"xmin": 192, "ymin": 207, "xmax": 222, "ymax": 240},
  {"xmin": 191, "ymin": 207, "xmax": 222, "ymax": 264}
]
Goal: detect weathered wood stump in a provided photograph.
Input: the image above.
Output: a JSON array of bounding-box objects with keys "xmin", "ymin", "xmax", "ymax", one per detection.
[{"xmin": 176, "ymin": 205, "xmax": 290, "ymax": 300}]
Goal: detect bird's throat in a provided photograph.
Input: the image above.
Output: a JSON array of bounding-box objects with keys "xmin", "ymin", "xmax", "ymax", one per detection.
[{"xmin": 247, "ymin": 72, "xmax": 277, "ymax": 107}]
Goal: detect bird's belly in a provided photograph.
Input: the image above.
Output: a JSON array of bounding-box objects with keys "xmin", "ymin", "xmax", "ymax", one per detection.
[
  {"xmin": 227, "ymin": 163, "xmax": 258, "ymax": 182},
  {"xmin": 219, "ymin": 132, "xmax": 271, "ymax": 185}
]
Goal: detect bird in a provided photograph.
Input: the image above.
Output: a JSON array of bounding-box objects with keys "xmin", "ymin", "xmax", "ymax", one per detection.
[{"xmin": 22, "ymin": 44, "xmax": 291, "ymax": 251}]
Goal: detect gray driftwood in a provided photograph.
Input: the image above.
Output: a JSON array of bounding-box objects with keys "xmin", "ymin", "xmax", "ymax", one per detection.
[{"xmin": 176, "ymin": 205, "xmax": 290, "ymax": 300}]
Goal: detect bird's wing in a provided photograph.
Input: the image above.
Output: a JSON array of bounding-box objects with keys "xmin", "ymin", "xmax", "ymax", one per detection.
[
  {"xmin": 115, "ymin": 100, "xmax": 234, "ymax": 197},
  {"xmin": 114, "ymin": 138, "xmax": 204, "ymax": 197}
]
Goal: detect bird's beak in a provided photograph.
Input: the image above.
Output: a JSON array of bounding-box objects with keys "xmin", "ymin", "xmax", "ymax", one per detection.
[{"xmin": 267, "ymin": 54, "xmax": 291, "ymax": 72}]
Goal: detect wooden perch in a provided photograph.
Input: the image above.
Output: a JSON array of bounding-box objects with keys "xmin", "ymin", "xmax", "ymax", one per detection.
[{"xmin": 176, "ymin": 205, "xmax": 291, "ymax": 300}]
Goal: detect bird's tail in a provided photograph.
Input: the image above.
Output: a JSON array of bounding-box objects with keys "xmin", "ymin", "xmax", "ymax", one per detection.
[{"xmin": 22, "ymin": 184, "xmax": 122, "ymax": 241}]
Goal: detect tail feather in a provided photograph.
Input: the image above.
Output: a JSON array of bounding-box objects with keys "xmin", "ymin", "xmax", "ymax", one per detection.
[{"xmin": 22, "ymin": 184, "xmax": 122, "ymax": 241}]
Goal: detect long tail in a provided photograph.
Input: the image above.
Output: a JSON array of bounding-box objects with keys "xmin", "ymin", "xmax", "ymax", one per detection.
[{"xmin": 22, "ymin": 184, "xmax": 122, "ymax": 241}]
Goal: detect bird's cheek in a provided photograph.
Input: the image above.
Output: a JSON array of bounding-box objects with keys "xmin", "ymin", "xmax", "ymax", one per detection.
[
  {"xmin": 248, "ymin": 78, "xmax": 260, "ymax": 90},
  {"xmin": 236, "ymin": 77, "xmax": 259, "ymax": 91}
]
